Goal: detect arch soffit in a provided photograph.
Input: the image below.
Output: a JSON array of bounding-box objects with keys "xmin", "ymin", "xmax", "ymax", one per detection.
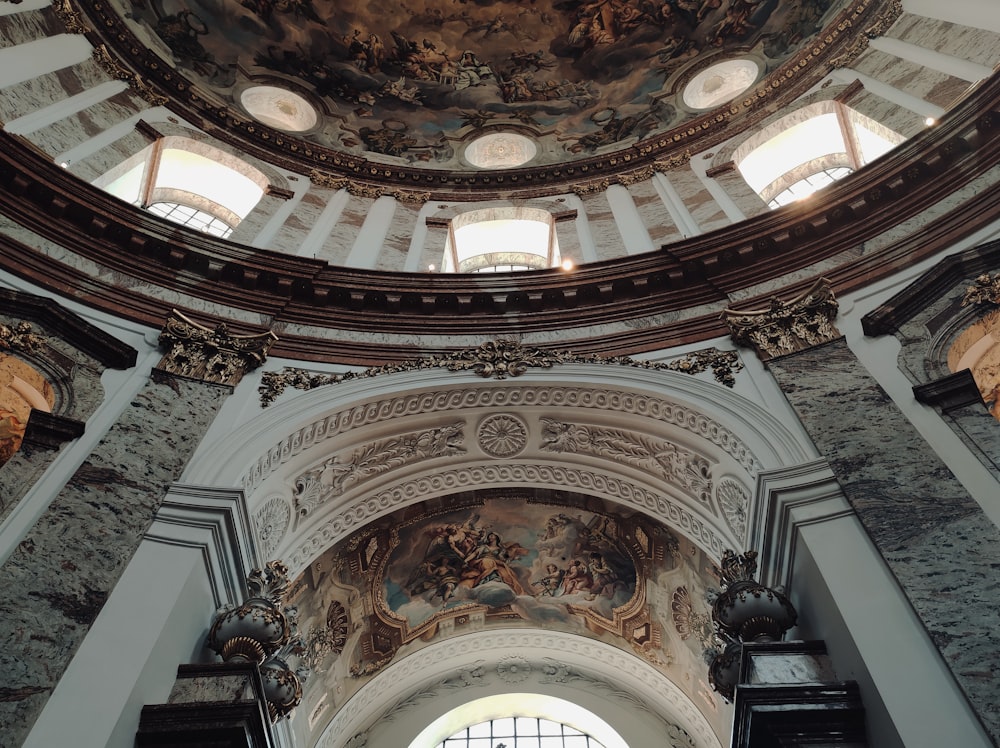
[{"xmin": 314, "ymin": 629, "xmax": 722, "ymax": 748}]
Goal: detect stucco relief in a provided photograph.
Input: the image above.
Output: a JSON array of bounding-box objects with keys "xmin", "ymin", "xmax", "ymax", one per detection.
[
  {"xmin": 253, "ymin": 494, "xmax": 292, "ymax": 558},
  {"xmin": 293, "ymin": 422, "xmax": 466, "ymax": 517},
  {"xmin": 242, "ymin": 385, "xmax": 760, "ymax": 495},
  {"xmin": 540, "ymin": 417, "xmax": 713, "ymax": 505}
]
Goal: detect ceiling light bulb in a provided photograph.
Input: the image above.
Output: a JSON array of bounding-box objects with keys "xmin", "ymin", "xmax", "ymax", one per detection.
[
  {"xmin": 561, "ymin": 259, "xmax": 574, "ymax": 271},
  {"xmin": 925, "ymin": 117, "xmax": 936, "ymax": 126}
]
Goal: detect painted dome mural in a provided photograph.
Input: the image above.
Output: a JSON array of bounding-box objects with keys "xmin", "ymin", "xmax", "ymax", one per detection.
[
  {"xmin": 287, "ymin": 489, "xmax": 726, "ymax": 738},
  {"xmin": 113, "ymin": 0, "xmax": 845, "ymax": 172}
]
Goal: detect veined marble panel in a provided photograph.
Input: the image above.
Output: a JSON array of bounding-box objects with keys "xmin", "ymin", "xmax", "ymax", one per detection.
[
  {"xmin": 23, "ymin": 92, "xmax": 146, "ymax": 161},
  {"xmin": 670, "ymin": 170, "xmax": 728, "ymax": 233},
  {"xmin": 376, "ymin": 201, "xmax": 420, "ymax": 272},
  {"xmin": 891, "ymin": 13, "xmax": 1000, "ymax": 68},
  {"xmin": 766, "ymin": 338, "xmax": 1000, "ymax": 743},
  {"xmin": 854, "ymin": 50, "xmax": 960, "ymax": 110},
  {"xmin": 0, "ymin": 372, "xmax": 231, "ymax": 745},
  {"xmin": 317, "ymin": 194, "xmax": 368, "ymax": 265},
  {"xmin": 0, "ymin": 8, "xmax": 54, "ymax": 49},
  {"xmin": 269, "ymin": 187, "xmax": 330, "ymax": 256}
]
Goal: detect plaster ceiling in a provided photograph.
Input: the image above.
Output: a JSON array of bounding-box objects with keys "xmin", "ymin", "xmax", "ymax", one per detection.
[{"xmin": 95, "ymin": 0, "xmax": 857, "ymax": 182}]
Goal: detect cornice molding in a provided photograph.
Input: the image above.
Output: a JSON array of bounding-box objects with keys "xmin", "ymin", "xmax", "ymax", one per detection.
[{"xmin": 0, "ymin": 72, "xmax": 997, "ymax": 362}]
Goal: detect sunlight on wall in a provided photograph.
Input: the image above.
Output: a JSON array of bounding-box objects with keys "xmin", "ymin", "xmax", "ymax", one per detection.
[{"xmin": 445, "ymin": 207, "xmax": 560, "ymax": 273}]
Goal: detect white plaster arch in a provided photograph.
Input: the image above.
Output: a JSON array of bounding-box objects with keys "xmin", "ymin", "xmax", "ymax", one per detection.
[
  {"xmin": 312, "ymin": 628, "xmax": 723, "ymax": 748},
  {"xmin": 184, "ymin": 363, "xmax": 815, "ymax": 570}
]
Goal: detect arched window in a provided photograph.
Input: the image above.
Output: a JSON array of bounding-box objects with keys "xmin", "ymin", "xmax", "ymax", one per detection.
[
  {"xmin": 437, "ymin": 717, "xmax": 609, "ymax": 747},
  {"xmin": 735, "ymin": 102, "xmax": 903, "ymax": 207},
  {"xmin": 93, "ymin": 136, "xmax": 267, "ymax": 238},
  {"xmin": 443, "ymin": 208, "xmax": 561, "ymax": 274},
  {"xmin": 410, "ymin": 694, "xmax": 629, "ymax": 748}
]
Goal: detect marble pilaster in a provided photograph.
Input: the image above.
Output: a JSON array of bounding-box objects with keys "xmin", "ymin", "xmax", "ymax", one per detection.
[
  {"xmin": 0, "ymin": 313, "xmax": 275, "ymax": 745},
  {"xmin": 733, "ymin": 321, "xmax": 1000, "ymax": 742}
]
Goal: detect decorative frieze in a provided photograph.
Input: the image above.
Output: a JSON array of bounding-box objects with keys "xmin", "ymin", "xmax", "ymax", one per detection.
[
  {"xmin": 157, "ymin": 310, "xmax": 276, "ymax": 386},
  {"xmin": 306, "ymin": 172, "xmax": 431, "ymax": 204},
  {"xmin": 539, "ymin": 418, "xmax": 713, "ymax": 505},
  {"xmin": 259, "ymin": 340, "xmax": 742, "ymax": 405},
  {"xmin": 293, "ymin": 423, "xmax": 465, "ymax": 517},
  {"xmin": 722, "ymin": 279, "xmax": 841, "ymax": 361}
]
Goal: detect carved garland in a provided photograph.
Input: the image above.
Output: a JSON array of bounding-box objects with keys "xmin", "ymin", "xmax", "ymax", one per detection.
[
  {"xmin": 293, "ymin": 423, "xmax": 466, "ymax": 517},
  {"xmin": 259, "ymin": 339, "xmax": 743, "ymax": 406},
  {"xmin": 539, "ymin": 418, "xmax": 713, "ymax": 506}
]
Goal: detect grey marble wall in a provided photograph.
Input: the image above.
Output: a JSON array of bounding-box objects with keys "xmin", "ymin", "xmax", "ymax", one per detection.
[
  {"xmin": 0, "ymin": 370, "xmax": 231, "ymax": 746},
  {"xmin": 767, "ymin": 338, "xmax": 1000, "ymax": 744}
]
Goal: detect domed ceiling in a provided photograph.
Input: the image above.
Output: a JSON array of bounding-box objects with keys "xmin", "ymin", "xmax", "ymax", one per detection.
[{"xmin": 82, "ymin": 0, "xmax": 872, "ymax": 189}]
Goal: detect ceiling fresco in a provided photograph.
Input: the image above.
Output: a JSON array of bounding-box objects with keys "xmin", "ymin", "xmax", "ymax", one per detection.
[
  {"xmin": 287, "ymin": 488, "xmax": 726, "ymax": 741},
  {"xmin": 125, "ymin": 0, "xmax": 842, "ymax": 169}
]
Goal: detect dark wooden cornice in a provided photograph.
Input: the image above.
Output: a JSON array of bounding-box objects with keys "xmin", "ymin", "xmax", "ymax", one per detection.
[
  {"xmin": 0, "ymin": 73, "xmax": 998, "ymax": 365},
  {"xmin": 0, "ymin": 288, "xmax": 137, "ymax": 369},
  {"xmin": 862, "ymin": 238, "xmax": 1000, "ymax": 336}
]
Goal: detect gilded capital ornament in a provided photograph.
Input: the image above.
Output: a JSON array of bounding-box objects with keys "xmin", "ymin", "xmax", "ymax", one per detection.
[
  {"xmin": 722, "ymin": 279, "xmax": 841, "ymax": 361},
  {"xmin": 157, "ymin": 310, "xmax": 277, "ymax": 386},
  {"xmin": 961, "ymin": 273, "xmax": 1000, "ymax": 308}
]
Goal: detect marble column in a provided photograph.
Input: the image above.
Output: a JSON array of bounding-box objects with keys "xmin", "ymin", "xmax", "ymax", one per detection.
[
  {"xmin": 0, "ymin": 311, "xmax": 276, "ymax": 746},
  {"xmin": 724, "ymin": 280, "xmax": 1000, "ymax": 744}
]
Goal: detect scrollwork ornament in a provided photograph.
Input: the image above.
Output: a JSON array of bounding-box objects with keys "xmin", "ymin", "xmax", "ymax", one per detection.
[
  {"xmin": 91, "ymin": 45, "xmax": 169, "ymax": 106},
  {"xmin": 157, "ymin": 309, "xmax": 277, "ymax": 385},
  {"xmin": 254, "ymin": 496, "xmax": 292, "ymax": 558},
  {"xmin": 477, "ymin": 414, "xmax": 528, "ymax": 458},
  {"xmin": 308, "ymin": 171, "xmax": 349, "ymax": 190},
  {"xmin": 258, "ymin": 340, "xmax": 742, "ymax": 406},
  {"xmin": 722, "ymin": 279, "xmax": 841, "ymax": 361},
  {"xmin": 962, "ymin": 273, "xmax": 1000, "ymax": 308},
  {"xmin": 717, "ymin": 478, "xmax": 750, "ymax": 541},
  {"xmin": 496, "ymin": 655, "xmax": 532, "ymax": 684},
  {"xmin": 0, "ymin": 321, "xmax": 44, "ymax": 355},
  {"xmin": 53, "ymin": 0, "xmax": 91, "ymax": 34}
]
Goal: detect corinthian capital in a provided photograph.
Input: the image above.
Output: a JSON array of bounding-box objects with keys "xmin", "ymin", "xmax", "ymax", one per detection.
[
  {"xmin": 722, "ymin": 279, "xmax": 840, "ymax": 361},
  {"xmin": 157, "ymin": 310, "xmax": 277, "ymax": 386}
]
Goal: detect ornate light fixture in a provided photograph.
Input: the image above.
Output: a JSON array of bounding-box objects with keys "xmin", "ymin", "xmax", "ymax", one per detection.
[
  {"xmin": 707, "ymin": 550, "xmax": 797, "ymax": 701},
  {"xmin": 207, "ymin": 560, "xmax": 309, "ymax": 721}
]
